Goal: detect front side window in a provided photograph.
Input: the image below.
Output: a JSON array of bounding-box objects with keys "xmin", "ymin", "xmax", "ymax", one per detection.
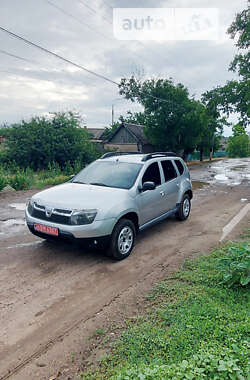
[
  {"xmin": 161, "ymin": 160, "xmax": 177, "ymax": 182},
  {"xmin": 72, "ymin": 161, "xmax": 142, "ymax": 189},
  {"xmin": 142, "ymin": 162, "xmax": 161, "ymax": 186}
]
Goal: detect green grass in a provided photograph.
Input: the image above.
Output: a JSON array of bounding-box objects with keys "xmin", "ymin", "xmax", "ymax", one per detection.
[
  {"xmin": 0, "ymin": 165, "xmax": 72, "ymax": 191},
  {"xmin": 81, "ymin": 241, "xmax": 250, "ymax": 380}
]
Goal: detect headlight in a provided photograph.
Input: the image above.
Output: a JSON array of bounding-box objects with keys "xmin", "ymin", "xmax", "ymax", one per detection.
[
  {"xmin": 70, "ymin": 209, "xmax": 97, "ymax": 225},
  {"xmin": 27, "ymin": 198, "xmax": 34, "ymax": 215}
]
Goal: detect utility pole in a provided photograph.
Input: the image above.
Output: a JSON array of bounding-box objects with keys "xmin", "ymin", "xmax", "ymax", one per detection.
[
  {"xmin": 111, "ymin": 98, "xmax": 124, "ymax": 126},
  {"xmin": 111, "ymin": 104, "xmax": 114, "ymax": 126}
]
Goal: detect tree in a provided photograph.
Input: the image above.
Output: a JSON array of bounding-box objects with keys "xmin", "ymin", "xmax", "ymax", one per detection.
[
  {"xmin": 102, "ymin": 122, "xmax": 120, "ymax": 141},
  {"xmin": 228, "ymin": 5, "xmax": 250, "ymax": 79},
  {"xmin": 227, "ymin": 123, "xmax": 250, "ymax": 157},
  {"xmin": 232, "ymin": 123, "xmax": 248, "ymax": 136},
  {"xmin": 202, "ymin": 5, "xmax": 250, "ymax": 126},
  {"xmin": 4, "ymin": 112, "xmax": 98, "ymax": 170},
  {"xmin": 119, "ymin": 77, "xmax": 209, "ymax": 158}
]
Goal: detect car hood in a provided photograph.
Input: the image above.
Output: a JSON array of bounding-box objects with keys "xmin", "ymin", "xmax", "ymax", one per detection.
[{"xmin": 32, "ymin": 183, "xmax": 131, "ymax": 216}]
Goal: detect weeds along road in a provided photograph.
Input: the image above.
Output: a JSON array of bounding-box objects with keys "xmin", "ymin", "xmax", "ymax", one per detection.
[{"xmin": 0, "ymin": 158, "xmax": 249, "ymax": 380}]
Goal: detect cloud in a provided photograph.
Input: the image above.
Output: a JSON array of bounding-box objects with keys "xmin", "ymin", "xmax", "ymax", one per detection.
[{"xmin": 0, "ymin": 0, "xmax": 247, "ymax": 133}]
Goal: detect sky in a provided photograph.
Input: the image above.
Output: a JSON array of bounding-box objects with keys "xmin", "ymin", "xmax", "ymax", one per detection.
[{"xmin": 0, "ymin": 0, "xmax": 248, "ymax": 137}]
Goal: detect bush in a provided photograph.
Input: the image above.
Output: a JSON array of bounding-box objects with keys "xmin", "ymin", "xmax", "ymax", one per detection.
[
  {"xmin": 0, "ymin": 173, "xmax": 7, "ymax": 191},
  {"xmin": 4, "ymin": 112, "xmax": 99, "ymax": 170},
  {"xmin": 227, "ymin": 135, "xmax": 250, "ymax": 158},
  {"xmin": 114, "ymin": 342, "xmax": 249, "ymax": 380},
  {"xmin": 73, "ymin": 159, "xmax": 84, "ymax": 174},
  {"xmin": 36, "ymin": 175, "xmax": 70, "ymax": 188},
  {"xmin": 8, "ymin": 170, "xmax": 34, "ymax": 190},
  {"xmin": 218, "ymin": 243, "xmax": 250, "ymax": 287},
  {"xmin": 64, "ymin": 161, "xmax": 74, "ymax": 175}
]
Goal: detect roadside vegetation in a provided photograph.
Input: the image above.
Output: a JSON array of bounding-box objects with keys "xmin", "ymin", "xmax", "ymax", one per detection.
[
  {"xmin": 0, "ymin": 112, "xmax": 101, "ymax": 191},
  {"xmin": 227, "ymin": 124, "xmax": 250, "ymax": 158},
  {"xmin": 81, "ymin": 238, "xmax": 250, "ymax": 380},
  {"xmin": 0, "ymin": 160, "xmax": 81, "ymax": 191}
]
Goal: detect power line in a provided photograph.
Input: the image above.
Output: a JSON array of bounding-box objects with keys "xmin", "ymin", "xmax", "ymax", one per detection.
[
  {"xmin": 0, "ymin": 27, "xmax": 172, "ymax": 105},
  {"xmin": 76, "ymin": 0, "xmax": 111, "ymax": 23},
  {"xmin": 45, "ymin": 0, "xmax": 111, "ymax": 41},
  {"xmin": 0, "ymin": 48, "xmax": 35, "ymax": 64},
  {"xmin": 0, "ymin": 26, "xmax": 119, "ymax": 86},
  {"xmin": 76, "ymin": 0, "xmax": 168, "ymax": 70},
  {"xmin": 98, "ymin": 0, "xmax": 113, "ymax": 11},
  {"xmin": 46, "ymin": 0, "xmax": 145, "ymax": 65}
]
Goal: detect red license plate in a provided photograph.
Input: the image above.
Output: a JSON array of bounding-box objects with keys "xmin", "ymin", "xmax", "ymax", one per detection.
[{"xmin": 34, "ymin": 224, "xmax": 59, "ymax": 236}]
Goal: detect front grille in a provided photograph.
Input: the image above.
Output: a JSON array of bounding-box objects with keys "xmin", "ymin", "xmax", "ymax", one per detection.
[
  {"xmin": 54, "ymin": 208, "xmax": 72, "ymax": 215},
  {"xmin": 31, "ymin": 207, "xmax": 71, "ymax": 225},
  {"xmin": 34, "ymin": 202, "xmax": 45, "ymax": 210}
]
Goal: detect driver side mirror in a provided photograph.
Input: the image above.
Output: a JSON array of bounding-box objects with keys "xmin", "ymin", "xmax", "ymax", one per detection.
[{"xmin": 140, "ymin": 181, "xmax": 156, "ymax": 192}]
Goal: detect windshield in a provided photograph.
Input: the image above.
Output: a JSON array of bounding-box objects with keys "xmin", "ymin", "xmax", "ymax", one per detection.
[{"xmin": 72, "ymin": 161, "xmax": 142, "ymax": 189}]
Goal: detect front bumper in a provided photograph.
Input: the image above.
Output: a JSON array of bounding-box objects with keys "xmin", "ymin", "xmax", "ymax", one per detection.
[
  {"xmin": 25, "ymin": 209, "xmax": 116, "ymax": 240},
  {"xmin": 27, "ymin": 223, "xmax": 111, "ymax": 248}
]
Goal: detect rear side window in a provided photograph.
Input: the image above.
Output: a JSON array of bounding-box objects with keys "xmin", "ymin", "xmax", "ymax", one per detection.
[
  {"xmin": 161, "ymin": 160, "xmax": 177, "ymax": 182},
  {"xmin": 142, "ymin": 162, "xmax": 161, "ymax": 186},
  {"xmin": 174, "ymin": 160, "xmax": 185, "ymax": 175}
]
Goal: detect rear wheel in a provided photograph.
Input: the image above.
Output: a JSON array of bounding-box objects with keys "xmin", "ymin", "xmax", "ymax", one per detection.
[
  {"xmin": 176, "ymin": 194, "xmax": 191, "ymax": 221},
  {"xmin": 108, "ymin": 219, "xmax": 136, "ymax": 260}
]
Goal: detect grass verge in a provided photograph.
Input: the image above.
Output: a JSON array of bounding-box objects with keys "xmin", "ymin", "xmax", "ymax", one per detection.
[
  {"xmin": 0, "ymin": 165, "xmax": 73, "ymax": 191},
  {"xmin": 81, "ymin": 239, "xmax": 250, "ymax": 380}
]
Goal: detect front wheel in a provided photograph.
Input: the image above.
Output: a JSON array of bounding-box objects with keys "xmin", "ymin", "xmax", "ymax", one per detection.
[
  {"xmin": 108, "ymin": 219, "xmax": 136, "ymax": 260},
  {"xmin": 176, "ymin": 194, "xmax": 191, "ymax": 221}
]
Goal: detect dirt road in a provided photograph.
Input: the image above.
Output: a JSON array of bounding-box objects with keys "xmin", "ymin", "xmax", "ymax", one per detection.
[{"xmin": 0, "ymin": 158, "xmax": 249, "ymax": 380}]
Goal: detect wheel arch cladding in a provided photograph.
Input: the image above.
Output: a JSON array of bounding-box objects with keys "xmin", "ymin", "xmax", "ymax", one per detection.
[
  {"xmin": 119, "ymin": 212, "xmax": 139, "ymax": 233},
  {"xmin": 184, "ymin": 189, "xmax": 193, "ymax": 200}
]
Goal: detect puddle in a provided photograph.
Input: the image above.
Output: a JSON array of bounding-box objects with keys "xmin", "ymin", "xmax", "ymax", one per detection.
[
  {"xmin": 191, "ymin": 158, "xmax": 250, "ymax": 187},
  {"xmin": 0, "ymin": 218, "xmax": 27, "ymax": 238},
  {"xmin": 214, "ymin": 174, "xmax": 228, "ymax": 182},
  {"xmin": 6, "ymin": 241, "xmax": 43, "ymax": 249},
  {"xmin": 1, "ymin": 219, "xmax": 25, "ymax": 227},
  {"xmin": 9, "ymin": 203, "xmax": 26, "ymax": 211}
]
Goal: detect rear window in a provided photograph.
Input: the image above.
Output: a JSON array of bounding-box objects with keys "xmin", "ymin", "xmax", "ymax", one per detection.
[
  {"xmin": 161, "ymin": 160, "xmax": 177, "ymax": 182},
  {"xmin": 174, "ymin": 160, "xmax": 185, "ymax": 175}
]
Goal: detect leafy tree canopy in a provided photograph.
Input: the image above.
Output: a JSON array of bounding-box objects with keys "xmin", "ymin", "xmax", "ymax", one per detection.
[
  {"xmin": 227, "ymin": 122, "xmax": 250, "ymax": 158},
  {"xmin": 202, "ymin": 5, "xmax": 250, "ymax": 126},
  {"xmin": 119, "ymin": 77, "xmax": 223, "ymax": 157}
]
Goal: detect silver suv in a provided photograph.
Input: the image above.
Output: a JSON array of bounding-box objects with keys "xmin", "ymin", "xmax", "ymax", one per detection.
[{"xmin": 26, "ymin": 152, "xmax": 192, "ymax": 260}]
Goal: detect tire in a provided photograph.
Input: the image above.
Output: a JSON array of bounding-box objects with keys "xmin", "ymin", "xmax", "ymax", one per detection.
[
  {"xmin": 176, "ymin": 194, "xmax": 191, "ymax": 221},
  {"xmin": 108, "ymin": 219, "xmax": 136, "ymax": 260}
]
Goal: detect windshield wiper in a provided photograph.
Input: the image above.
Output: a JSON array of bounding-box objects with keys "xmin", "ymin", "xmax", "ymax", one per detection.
[
  {"xmin": 90, "ymin": 182, "xmax": 109, "ymax": 187},
  {"xmin": 72, "ymin": 181, "xmax": 86, "ymax": 184}
]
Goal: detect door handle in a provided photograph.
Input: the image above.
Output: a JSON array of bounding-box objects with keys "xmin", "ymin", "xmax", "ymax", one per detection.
[{"xmin": 160, "ymin": 191, "xmax": 165, "ymax": 196}]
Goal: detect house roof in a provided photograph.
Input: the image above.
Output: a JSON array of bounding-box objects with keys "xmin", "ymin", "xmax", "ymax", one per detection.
[
  {"xmin": 86, "ymin": 128, "xmax": 105, "ymax": 140},
  {"xmin": 107, "ymin": 123, "xmax": 150, "ymax": 145}
]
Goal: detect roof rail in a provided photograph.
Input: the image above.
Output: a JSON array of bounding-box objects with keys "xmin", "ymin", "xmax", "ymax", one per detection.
[
  {"xmin": 101, "ymin": 152, "xmax": 143, "ymax": 159},
  {"xmin": 141, "ymin": 152, "xmax": 177, "ymax": 162}
]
